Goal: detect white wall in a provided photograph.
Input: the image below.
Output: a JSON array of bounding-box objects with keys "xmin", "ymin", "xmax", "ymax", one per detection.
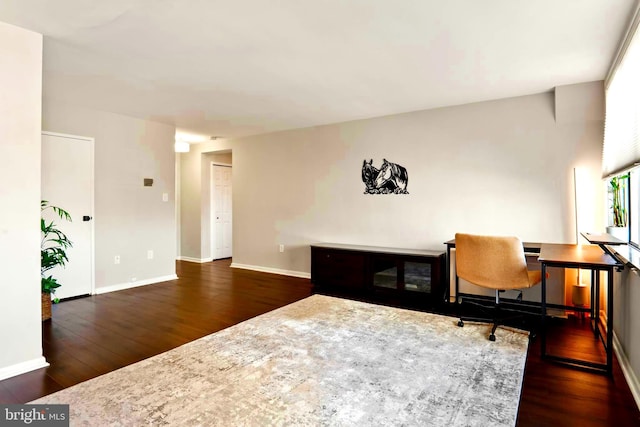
[
  {"xmin": 42, "ymin": 103, "xmax": 177, "ymax": 291},
  {"xmin": 0, "ymin": 22, "xmax": 47, "ymax": 379},
  {"xmin": 224, "ymin": 84, "xmax": 604, "ymax": 275},
  {"xmin": 178, "ymin": 150, "xmax": 200, "ymax": 259},
  {"xmin": 180, "ymin": 84, "xmax": 605, "ymax": 275},
  {"xmin": 614, "ymin": 267, "xmax": 640, "ymax": 399},
  {"xmin": 176, "ymin": 154, "xmax": 181, "ymax": 257}
]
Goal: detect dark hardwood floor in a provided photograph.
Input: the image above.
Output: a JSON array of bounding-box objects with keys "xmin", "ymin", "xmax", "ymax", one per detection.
[{"xmin": 1, "ymin": 259, "xmax": 638, "ymax": 426}]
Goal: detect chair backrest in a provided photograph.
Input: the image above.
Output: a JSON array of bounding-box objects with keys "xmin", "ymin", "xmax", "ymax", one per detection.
[{"xmin": 455, "ymin": 233, "xmax": 534, "ymax": 290}]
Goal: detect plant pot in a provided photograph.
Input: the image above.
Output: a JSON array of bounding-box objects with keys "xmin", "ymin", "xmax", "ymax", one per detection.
[
  {"xmin": 41, "ymin": 292, "xmax": 52, "ymax": 321},
  {"xmin": 606, "ymin": 226, "xmax": 628, "ymax": 242}
]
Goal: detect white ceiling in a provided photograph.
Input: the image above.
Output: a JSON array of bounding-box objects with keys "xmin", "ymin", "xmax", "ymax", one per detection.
[{"xmin": 0, "ymin": 0, "xmax": 637, "ymax": 140}]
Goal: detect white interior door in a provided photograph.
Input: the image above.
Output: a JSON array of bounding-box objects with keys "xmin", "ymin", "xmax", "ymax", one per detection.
[
  {"xmin": 41, "ymin": 132, "xmax": 94, "ymax": 299},
  {"xmin": 212, "ymin": 164, "xmax": 232, "ymax": 259}
]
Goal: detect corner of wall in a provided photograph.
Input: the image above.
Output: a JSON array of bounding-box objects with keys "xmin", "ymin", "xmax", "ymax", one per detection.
[
  {"xmin": 0, "ymin": 21, "xmax": 45, "ymax": 374},
  {"xmin": 554, "ymin": 81, "xmax": 605, "ymax": 125}
]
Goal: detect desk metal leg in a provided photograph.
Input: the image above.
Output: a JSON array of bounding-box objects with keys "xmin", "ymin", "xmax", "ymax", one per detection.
[
  {"xmin": 607, "ymin": 267, "xmax": 614, "ymax": 376},
  {"xmin": 453, "ymin": 248, "xmax": 460, "ymax": 305},
  {"xmin": 594, "ymin": 269, "xmax": 601, "ymax": 339},
  {"xmin": 446, "ymin": 245, "xmax": 451, "ymax": 304},
  {"xmin": 541, "ymin": 263, "xmax": 547, "ymax": 358},
  {"xmin": 590, "ymin": 269, "xmax": 596, "ymax": 321}
]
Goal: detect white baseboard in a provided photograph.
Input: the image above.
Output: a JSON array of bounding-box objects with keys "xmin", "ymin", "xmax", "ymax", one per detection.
[
  {"xmin": 595, "ymin": 313, "xmax": 639, "ymax": 410},
  {"xmin": 0, "ymin": 356, "xmax": 49, "ymax": 381},
  {"xmin": 613, "ymin": 332, "xmax": 640, "ymax": 410},
  {"xmin": 177, "ymin": 256, "xmax": 214, "ymax": 263},
  {"xmin": 230, "ymin": 263, "xmax": 311, "ymax": 279},
  {"xmin": 94, "ymin": 274, "xmax": 178, "ymax": 295}
]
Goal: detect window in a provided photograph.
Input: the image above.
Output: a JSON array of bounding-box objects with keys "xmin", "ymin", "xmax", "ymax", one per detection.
[
  {"xmin": 602, "ymin": 11, "xmax": 640, "ymax": 177},
  {"xmin": 603, "ymin": 7, "xmax": 640, "ymax": 246},
  {"xmin": 607, "ymin": 172, "xmax": 630, "ymax": 242},
  {"xmin": 630, "ymin": 171, "xmax": 640, "ymax": 247}
]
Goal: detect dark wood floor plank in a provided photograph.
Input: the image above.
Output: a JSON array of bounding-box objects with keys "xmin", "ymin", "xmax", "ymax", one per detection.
[
  {"xmin": 0, "ymin": 383, "xmax": 20, "ymax": 404},
  {"xmin": 0, "ymin": 369, "xmax": 63, "ymax": 404},
  {"xmin": 0, "ymin": 259, "xmax": 638, "ymax": 426},
  {"xmin": 518, "ymin": 325, "xmax": 639, "ymax": 427}
]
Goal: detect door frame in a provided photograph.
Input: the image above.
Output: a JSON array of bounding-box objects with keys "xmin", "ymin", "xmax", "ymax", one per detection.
[
  {"xmin": 42, "ymin": 131, "xmax": 96, "ymax": 296},
  {"xmin": 210, "ymin": 162, "xmax": 232, "ymax": 260}
]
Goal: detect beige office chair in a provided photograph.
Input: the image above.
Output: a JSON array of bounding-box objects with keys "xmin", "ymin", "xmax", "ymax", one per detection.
[{"xmin": 455, "ymin": 233, "xmax": 542, "ymax": 341}]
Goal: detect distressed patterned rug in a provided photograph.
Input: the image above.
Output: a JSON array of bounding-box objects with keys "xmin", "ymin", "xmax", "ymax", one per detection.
[{"xmin": 32, "ymin": 295, "xmax": 529, "ymax": 426}]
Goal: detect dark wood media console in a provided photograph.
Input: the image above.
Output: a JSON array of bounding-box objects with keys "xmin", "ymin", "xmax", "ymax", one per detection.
[{"xmin": 311, "ymin": 243, "xmax": 446, "ymax": 305}]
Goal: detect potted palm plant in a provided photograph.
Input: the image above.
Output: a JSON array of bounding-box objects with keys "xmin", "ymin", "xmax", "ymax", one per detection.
[
  {"xmin": 606, "ymin": 174, "xmax": 629, "ymax": 241},
  {"xmin": 41, "ymin": 200, "xmax": 72, "ymax": 320}
]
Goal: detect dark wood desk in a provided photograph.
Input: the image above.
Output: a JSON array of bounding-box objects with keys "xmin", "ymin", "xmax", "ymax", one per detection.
[{"xmin": 538, "ymin": 243, "xmax": 620, "ymax": 375}]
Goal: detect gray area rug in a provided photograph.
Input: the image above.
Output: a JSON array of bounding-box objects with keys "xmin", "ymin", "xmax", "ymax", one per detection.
[{"xmin": 33, "ymin": 295, "xmax": 529, "ymax": 426}]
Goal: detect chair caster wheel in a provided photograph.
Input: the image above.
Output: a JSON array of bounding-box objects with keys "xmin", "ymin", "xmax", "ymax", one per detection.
[
  {"xmin": 458, "ymin": 320, "xmax": 464, "ymax": 327},
  {"xmin": 489, "ymin": 334, "xmax": 496, "ymax": 342}
]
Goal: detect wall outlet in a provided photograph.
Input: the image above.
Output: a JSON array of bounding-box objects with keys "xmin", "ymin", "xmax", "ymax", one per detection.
[
  {"xmin": 279, "ymin": 244, "xmax": 284, "ymax": 253},
  {"xmin": 114, "ymin": 255, "xmax": 120, "ymax": 265},
  {"xmin": 147, "ymin": 250, "xmax": 154, "ymax": 260},
  {"xmin": 131, "ymin": 277, "xmax": 137, "ymax": 282},
  {"xmin": 162, "ymin": 193, "xmax": 169, "ymax": 202}
]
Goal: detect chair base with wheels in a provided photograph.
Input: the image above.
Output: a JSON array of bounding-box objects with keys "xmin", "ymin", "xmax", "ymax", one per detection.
[
  {"xmin": 457, "ymin": 290, "xmax": 535, "ymax": 341},
  {"xmin": 454, "ymin": 233, "xmax": 542, "ymax": 342},
  {"xmin": 457, "ymin": 318, "xmax": 498, "ymax": 341}
]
